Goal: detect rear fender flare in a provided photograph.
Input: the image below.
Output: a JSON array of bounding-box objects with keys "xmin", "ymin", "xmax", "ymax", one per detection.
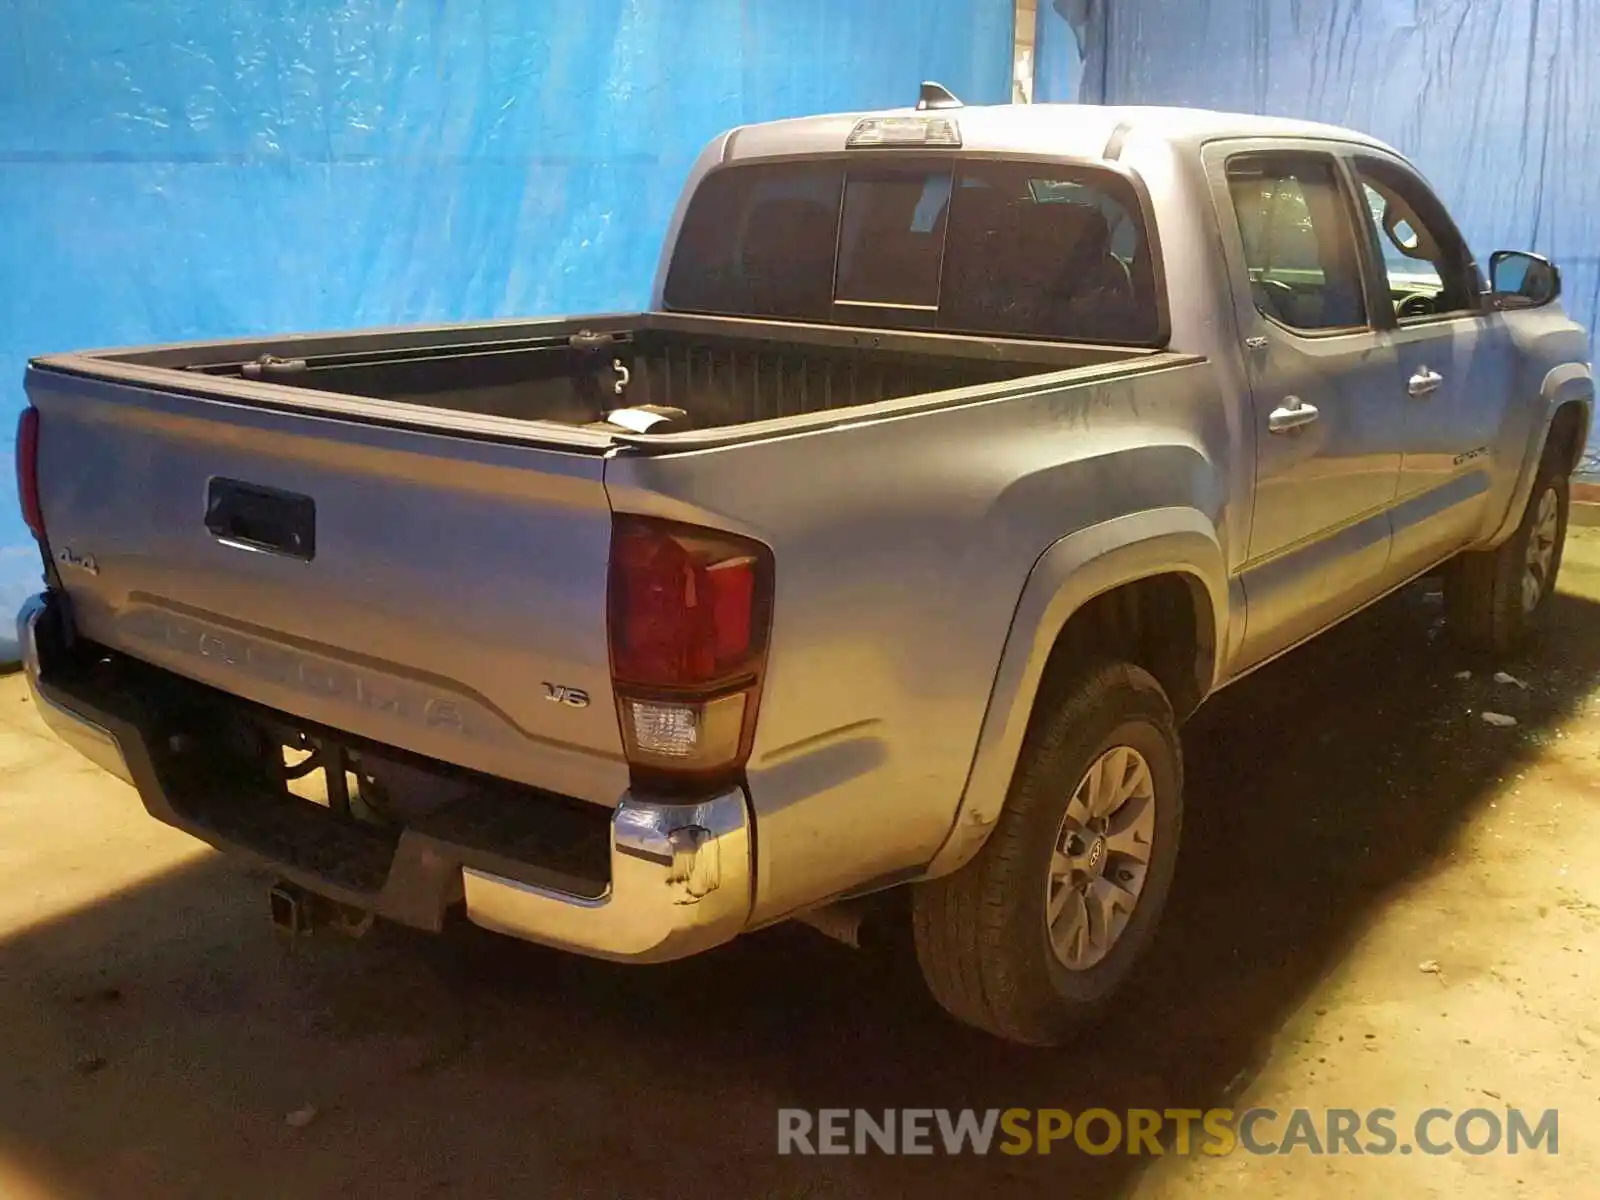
[{"xmin": 922, "ymin": 507, "xmax": 1228, "ymax": 879}]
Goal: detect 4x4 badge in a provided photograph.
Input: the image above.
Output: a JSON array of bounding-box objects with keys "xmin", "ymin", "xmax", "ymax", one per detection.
[{"xmin": 57, "ymin": 546, "xmax": 99, "ymax": 576}]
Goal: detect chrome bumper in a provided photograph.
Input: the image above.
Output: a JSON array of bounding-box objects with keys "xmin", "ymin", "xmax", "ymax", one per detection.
[
  {"xmin": 463, "ymin": 791, "xmax": 753, "ymax": 962},
  {"xmin": 17, "ymin": 592, "xmax": 753, "ymax": 963},
  {"xmin": 17, "ymin": 594, "xmax": 134, "ymax": 785}
]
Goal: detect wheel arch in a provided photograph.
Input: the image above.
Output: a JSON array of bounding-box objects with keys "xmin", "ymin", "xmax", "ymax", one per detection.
[
  {"xmin": 922, "ymin": 507, "xmax": 1228, "ymax": 879},
  {"xmin": 1483, "ymin": 362, "xmax": 1593, "ymax": 548}
]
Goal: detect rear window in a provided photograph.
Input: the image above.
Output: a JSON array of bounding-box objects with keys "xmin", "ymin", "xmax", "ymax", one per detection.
[{"xmin": 663, "ymin": 157, "xmax": 1163, "ymax": 345}]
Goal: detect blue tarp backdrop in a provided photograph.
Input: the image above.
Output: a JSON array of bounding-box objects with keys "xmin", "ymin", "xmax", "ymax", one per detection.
[
  {"xmin": 1036, "ymin": 0, "xmax": 1600, "ymax": 469},
  {"xmin": 0, "ymin": 0, "xmax": 1012, "ymax": 615}
]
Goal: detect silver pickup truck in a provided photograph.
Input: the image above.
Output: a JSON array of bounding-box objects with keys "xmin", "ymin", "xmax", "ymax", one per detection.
[{"xmin": 14, "ymin": 91, "xmax": 1594, "ymax": 1045}]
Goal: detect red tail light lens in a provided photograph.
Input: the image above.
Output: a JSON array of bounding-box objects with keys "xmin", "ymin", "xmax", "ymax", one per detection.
[
  {"xmin": 16, "ymin": 406, "xmax": 43, "ymax": 543},
  {"xmin": 608, "ymin": 515, "xmax": 774, "ymax": 782},
  {"xmin": 609, "ymin": 518, "xmax": 769, "ymax": 688}
]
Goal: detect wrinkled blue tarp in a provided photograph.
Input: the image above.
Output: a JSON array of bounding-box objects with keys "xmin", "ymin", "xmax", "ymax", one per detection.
[
  {"xmin": 0, "ymin": 0, "xmax": 1011, "ymax": 618},
  {"xmin": 1037, "ymin": 0, "xmax": 1600, "ymax": 471}
]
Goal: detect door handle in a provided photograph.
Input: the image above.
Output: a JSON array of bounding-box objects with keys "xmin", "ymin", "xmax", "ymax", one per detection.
[
  {"xmin": 205, "ymin": 477, "xmax": 317, "ymax": 561},
  {"xmin": 1268, "ymin": 397, "xmax": 1320, "ymax": 434},
  {"xmin": 1408, "ymin": 367, "xmax": 1443, "ymax": 397}
]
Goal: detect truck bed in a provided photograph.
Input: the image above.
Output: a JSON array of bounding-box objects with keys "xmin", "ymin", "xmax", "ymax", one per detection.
[
  {"xmin": 25, "ymin": 310, "xmax": 1194, "ymax": 815},
  {"xmin": 42, "ymin": 312, "xmax": 1154, "ymax": 437}
]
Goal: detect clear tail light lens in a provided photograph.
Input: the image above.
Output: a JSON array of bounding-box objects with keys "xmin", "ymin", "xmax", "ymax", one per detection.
[
  {"xmin": 15, "ymin": 406, "xmax": 43, "ymax": 543},
  {"xmin": 607, "ymin": 515, "xmax": 774, "ymax": 786},
  {"xmin": 620, "ymin": 693, "xmax": 748, "ymax": 769}
]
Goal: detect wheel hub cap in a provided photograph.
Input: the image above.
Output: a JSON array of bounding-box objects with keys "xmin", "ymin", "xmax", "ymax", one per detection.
[
  {"xmin": 1046, "ymin": 745, "xmax": 1157, "ymax": 971},
  {"xmin": 1084, "ymin": 835, "xmax": 1107, "ymax": 876},
  {"xmin": 1522, "ymin": 486, "xmax": 1560, "ymax": 614}
]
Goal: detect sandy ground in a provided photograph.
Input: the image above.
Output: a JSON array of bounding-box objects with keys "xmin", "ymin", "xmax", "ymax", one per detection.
[{"xmin": 2, "ymin": 532, "xmax": 1600, "ymax": 1199}]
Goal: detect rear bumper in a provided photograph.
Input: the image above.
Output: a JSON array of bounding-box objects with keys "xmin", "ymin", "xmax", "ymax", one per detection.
[
  {"xmin": 16, "ymin": 592, "xmax": 753, "ymax": 963},
  {"xmin": 17, "ymin": 598, "xmax": 134, "ymax": 785}
]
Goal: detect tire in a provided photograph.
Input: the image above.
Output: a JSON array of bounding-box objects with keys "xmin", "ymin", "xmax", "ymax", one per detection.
[
  {"xmin": 1446, "ymin": 456, "xmax": 1570, "ymax": 655},
  {"xmin": 911, "ymin": 661, "xmax": 1183, "ymax": 1045}
]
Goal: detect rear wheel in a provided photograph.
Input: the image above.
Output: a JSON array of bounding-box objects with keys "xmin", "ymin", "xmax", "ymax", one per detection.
[
  {"xmin": 1446, "ymin": 456, "xmax": 1569, "ymax": 654},
  {"xmin": 911, "ymin": 661, "xmax": 1182, "ymax": 1045}
]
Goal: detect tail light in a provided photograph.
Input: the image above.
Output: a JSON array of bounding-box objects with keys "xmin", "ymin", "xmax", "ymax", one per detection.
[
  {"xmin": 607, "ymin": 515, "xmax": 774, "ymax": 787},
  {"xmin": 15, "ymin": 406, "xmax": 43, "ymax": 543}
]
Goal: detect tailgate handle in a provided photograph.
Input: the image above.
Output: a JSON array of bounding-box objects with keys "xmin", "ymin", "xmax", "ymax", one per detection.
[{"xmin": 205, "ymin": 478, "xmax": 316, "ymax": 562}]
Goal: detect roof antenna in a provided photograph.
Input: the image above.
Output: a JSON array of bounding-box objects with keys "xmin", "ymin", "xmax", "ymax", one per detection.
[{"xmin": 916, "ymin": 81, "xmax": 963, "ymax": 111}]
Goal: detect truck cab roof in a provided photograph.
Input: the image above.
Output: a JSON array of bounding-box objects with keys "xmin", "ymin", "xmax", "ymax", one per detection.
[{"xmin": 718, "ymin": 101, "xmax": 1398, "ymax": 165}]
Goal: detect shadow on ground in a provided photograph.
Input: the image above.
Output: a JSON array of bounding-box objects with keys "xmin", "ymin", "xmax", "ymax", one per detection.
[{"xmin": 3, "ymin": 582, "xmax": 1599, "ymax": 1199}]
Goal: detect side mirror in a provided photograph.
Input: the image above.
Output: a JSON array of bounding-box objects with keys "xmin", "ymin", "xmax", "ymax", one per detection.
[{"xmin": 1489, "ymin": 250, "xmax": 1561, "ymax": 309}]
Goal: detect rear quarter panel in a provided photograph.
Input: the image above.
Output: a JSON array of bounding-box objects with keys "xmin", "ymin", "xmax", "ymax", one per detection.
[{"xmin": 605, "ymin": 358, "xmax": 1233, "ymax": 924}]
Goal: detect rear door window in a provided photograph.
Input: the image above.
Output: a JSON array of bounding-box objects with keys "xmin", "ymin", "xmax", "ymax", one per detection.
[
  {"xmin": 1225, "ymin": 154, "xmax": 1369, "ymax": 333},
  {"xmin": 663, "ymin": 157, "xmax": 1163, "ymax": 346}
]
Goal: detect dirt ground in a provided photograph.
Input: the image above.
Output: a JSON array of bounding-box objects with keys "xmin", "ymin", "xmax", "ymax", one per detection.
[{"xmin": 3, "ymin": 532, "xmax": 1599, "ymax": 1200}]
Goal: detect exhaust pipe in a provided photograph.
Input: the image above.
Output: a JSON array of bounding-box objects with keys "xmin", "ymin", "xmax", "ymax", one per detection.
[{"xmin": 269, "ymin": 881, "xmax": 375, "ymax": 940}]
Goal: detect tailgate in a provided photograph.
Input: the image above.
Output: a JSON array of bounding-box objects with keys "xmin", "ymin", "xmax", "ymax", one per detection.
[{"xmin": 26, "ymin": 363, "xmax": 629, "ymax": 807}]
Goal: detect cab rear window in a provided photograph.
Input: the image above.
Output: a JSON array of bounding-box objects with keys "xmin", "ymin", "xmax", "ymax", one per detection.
[{"xmin": 663, "ymin": 157, "xmax": 1164, "ymax": 346}]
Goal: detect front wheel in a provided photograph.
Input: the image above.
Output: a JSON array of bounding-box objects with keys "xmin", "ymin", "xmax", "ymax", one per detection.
[
  {"xmin": 911, "ymin": 661, "xmax": 1183, "ymax": 1045},
  {"xmin": 1446, "ymin": 460, "xmax": 1569, "ymax": 655}
]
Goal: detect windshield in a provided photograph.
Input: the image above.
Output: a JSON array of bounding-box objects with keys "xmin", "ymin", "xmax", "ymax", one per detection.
[{"xmin": 663, "ymin": 156, "xmax": 1164, "ymax": 346}]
